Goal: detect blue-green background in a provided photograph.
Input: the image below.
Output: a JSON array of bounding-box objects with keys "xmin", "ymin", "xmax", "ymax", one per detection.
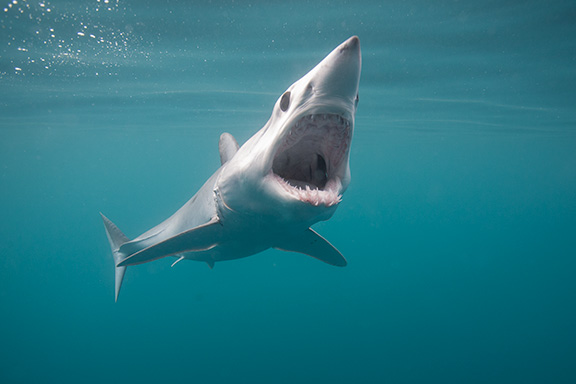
[{"xmin": 1, "ymin": 1, "xmax": 575, "ymax": 383}]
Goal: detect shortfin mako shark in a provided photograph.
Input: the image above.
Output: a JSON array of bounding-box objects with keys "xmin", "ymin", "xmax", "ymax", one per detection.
[{"xmin": 101, "ymin": 36, "xmax": 361, "ymax": 301}]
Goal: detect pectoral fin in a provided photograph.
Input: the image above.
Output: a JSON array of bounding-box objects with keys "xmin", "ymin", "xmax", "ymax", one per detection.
[
  {"xmin": 117, "ymin": 217, "xmax": 221, "ymax": 267},
  {"xmin": 274, "ymin": 228, "xmax": 347, "ymax": 267}
]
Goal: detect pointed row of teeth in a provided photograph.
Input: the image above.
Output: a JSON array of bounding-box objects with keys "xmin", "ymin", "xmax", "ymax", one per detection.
[
  {"xmin": 273, "ymin": 174, "xmax": 342, "ymax": 207},
  {"xmin": 281, "ymin": 114, "xmax": 350, "ymax": 151},
  {"xmin": 280, "ymin": 114, "xmax": 351, "ymax": 169}
]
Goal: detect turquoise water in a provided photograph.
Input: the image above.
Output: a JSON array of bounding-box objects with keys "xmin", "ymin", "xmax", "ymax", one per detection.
[{"xmin": 1, "ymin": 1, "xmax": 575, "ymax": 383}]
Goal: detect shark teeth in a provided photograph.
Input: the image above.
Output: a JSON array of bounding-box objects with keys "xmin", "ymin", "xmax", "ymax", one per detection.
[
  {"xmin": 279, "ymin": 114, "xmax": 351, "ymax": 169},
  {"xmin": 272, "ymin": 173, "xmax": 342, "ymax": 207},
  {"xmin": 271, "ymin": 113, "xmax": 350, "ymax": 207}
]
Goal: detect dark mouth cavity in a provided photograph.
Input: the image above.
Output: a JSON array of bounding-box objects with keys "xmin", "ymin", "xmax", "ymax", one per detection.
[{"xmin": 272, "ymin": 114, "xmax": 350, "ymax": 191}]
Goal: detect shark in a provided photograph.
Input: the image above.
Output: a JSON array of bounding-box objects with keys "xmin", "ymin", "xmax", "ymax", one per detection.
[{"xmin": 101, "ymin": 36, "xmax": 361, "ymax": 301}]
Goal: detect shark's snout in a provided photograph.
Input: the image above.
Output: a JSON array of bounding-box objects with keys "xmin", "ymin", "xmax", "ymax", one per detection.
[
  {"xmin": 340, "ymin": 35, "xmax": 359, "ymax": 52},
  {"xmin": 311, "ymin": 35, "xmax": 361, "ymax": 103}
]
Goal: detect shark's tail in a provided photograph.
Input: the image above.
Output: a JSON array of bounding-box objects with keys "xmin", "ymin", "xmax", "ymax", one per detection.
[{"xmin": 100, "ymin": 213, "xmax": 130, "ymax": 302}]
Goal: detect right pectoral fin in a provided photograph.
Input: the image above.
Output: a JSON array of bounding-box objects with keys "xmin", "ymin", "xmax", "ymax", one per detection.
[{"xmin": 274, "ymin": 228, "xmax": 347, "ymax": 267}]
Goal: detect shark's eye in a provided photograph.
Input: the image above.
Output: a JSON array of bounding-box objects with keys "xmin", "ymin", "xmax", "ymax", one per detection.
[
  {"xmin": 355, "ymin": 93, "xmax": 359, "ymax": 107},
  {"xmin": 280, "ymin": 91, "xmax": 291, "ymax": 112}
]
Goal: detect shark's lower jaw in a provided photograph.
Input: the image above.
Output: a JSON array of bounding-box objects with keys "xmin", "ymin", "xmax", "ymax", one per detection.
[{"xmin": 271, "ymin": 113, "xmax": 351, "ymax": 207}]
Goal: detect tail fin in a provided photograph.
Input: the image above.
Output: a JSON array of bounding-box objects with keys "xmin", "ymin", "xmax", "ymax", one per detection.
[{"xmin": 100, "ymin": 213, "xmax": 130, "ymax": 302}]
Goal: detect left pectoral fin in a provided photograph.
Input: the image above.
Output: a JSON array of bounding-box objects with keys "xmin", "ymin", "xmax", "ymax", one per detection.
[
  {"xmin": 274, "ymin": 228, "xmax": 347, "ymax": 267},
  {"xmin": 117, "ymin": 217, "xmax": 221, "ymax": 267}
]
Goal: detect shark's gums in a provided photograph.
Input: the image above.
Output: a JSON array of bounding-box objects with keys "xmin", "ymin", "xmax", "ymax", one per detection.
[{"xmin": 101, "ymin": 36, "xmax": 362, "ymax": 301}]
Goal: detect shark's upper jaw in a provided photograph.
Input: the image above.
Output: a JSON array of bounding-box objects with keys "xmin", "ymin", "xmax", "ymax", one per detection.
[{"xmin": 269, "ymin": 112, "xmax": 351, "ymax": 207}]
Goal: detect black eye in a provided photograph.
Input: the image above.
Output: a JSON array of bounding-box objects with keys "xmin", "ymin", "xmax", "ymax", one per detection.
[
  {"xmin": 280, "ymin": 91, "xmax": 291, "ymax": 112},
  {"xmin": 355, "ymin": 93, "xmax": 359, "ymax": 107}
]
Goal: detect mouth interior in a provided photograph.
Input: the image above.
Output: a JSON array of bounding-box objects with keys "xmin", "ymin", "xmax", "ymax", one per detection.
[{"xmin": 271, "ymin": 114, "xmax": 350, "ymax": 206}]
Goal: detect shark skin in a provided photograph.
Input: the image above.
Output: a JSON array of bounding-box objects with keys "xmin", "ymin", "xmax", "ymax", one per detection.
[{"xmin": 101, "ymin": 36, "xmax": 361, "ymax": 301}]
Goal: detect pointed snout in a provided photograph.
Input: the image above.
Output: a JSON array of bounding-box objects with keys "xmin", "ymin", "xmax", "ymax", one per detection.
[
  {"xmin": 340, "ymin": 35, "xmax": 360, "ymax": 53},
  {"xmin": 308, "ymin": 36, "xmax": 361, "ymax": 105}
]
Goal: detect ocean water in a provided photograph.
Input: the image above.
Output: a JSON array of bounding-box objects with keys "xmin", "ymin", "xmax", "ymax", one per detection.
[{"xmin": 1, "ymin": 0, "xmax": 575, "ymax": 383}]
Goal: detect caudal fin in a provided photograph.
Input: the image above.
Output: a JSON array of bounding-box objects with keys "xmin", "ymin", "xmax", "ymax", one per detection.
[{"xmin": 100, "ymin": 213, "xmax": 130, "ymax": 302}]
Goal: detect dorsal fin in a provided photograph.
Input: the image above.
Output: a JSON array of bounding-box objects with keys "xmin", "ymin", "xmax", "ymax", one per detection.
[{"xmin": 219, "ymin": 132, "xmax": 239, "ymax": 165}]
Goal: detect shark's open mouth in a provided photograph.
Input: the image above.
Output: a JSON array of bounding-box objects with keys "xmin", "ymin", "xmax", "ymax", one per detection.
[{"xmin": 271, "ymin": 113, "xmax": 351, "ymax": 206}]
